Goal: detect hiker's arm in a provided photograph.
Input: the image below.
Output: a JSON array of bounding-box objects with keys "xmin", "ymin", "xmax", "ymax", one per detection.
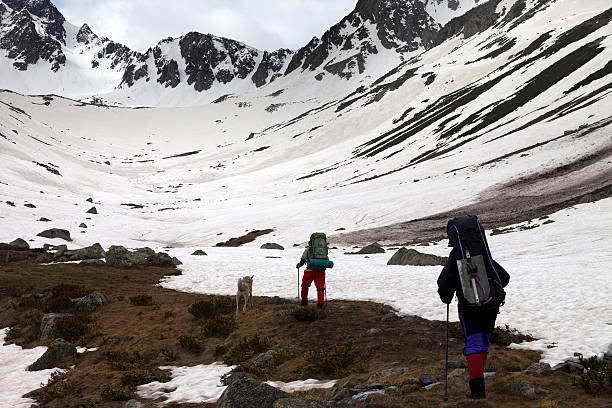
[
  {"xmin": 296, "ymin": 249, "xmax": 308, "ymax": 268},
  {"xmin": 492, "ymin": 260, "xmax": 510, "ymax": 287},
  {"xmin": 437, "ymin": 261, "xmax": 456, "ymax": 304}
]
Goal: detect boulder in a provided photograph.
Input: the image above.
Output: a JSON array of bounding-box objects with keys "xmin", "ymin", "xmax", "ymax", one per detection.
[
  {"xmin": 191, "ymin": 249, "xmax": 207, "ymax": 256},
  {"xmin": 5, "ymin": 250, "xmax": 36, "ymax": 262},
  {"xmin": 123, "ymin": 400, "xmax": 144, "ymax": 408},
  {"xmin": 79, "ymin": 223, "xmax": 87, "ymax": 228},
  {"xmin": 9, "ymin": 238, "xmax": 30, "ymax": 251},
  {"xmin": 273, "ymin": 397, "xmax": 325, "ymax": 408},
  {"xmin": 525, "ymin": 362, "xmax": 553, "ymax": 376},
  {"xmin": 419, "ymin": 373, "xmax": 438, "ymax": 386},
  {"xmin": 37, "ymin": 228, "xmax": 72, "ymax": 242},
  {"xmin": 217, "ymin": 373, "xmax": 290, "ymax": 408},
  {"xmin": 502, "ymin": 381, "xmax": 550, "ymax": 400},
  {"xmin": 105, "ymin": 246, "xmax": 133, "ymax": 267},
  {"xmin": 25, "ymin": 203, "xmax": 36, "ymax": 208},
  {"xmin": 387, "ymin": 248, "xmax": 447, "ymax": 266},
  {"xmin": 39, "ymin": 217, "xmax": 51, "ymax": 222},
  {"xmin": 130, "ymin": 247, "xmax": 157, "ymax": 264},
  {"xmin": 356, "ymin": 243, "xmax": 385, "ymax": 255},
  {"xmin": 28, "ymin": 338, "xmax": 76, "ymax": 371},
  {"xmin": 145, "ymin": 252, "xmax": 175, "ymax": 267},
  {"xmin": 40, "ymin": 313, "xmax": 73, "ymax": 339},
  {"xmin": 86, "ymin": 206, "xmax": 98, "ymax": 214},
  {"xmin": 86, "ymin": 197, "xmax": 94, "ymax": 203},
  {"xmin": 65, "ymin": 243, "xmax": 105, "ymax": 261},
  {"xmin": 171, "ymin": 256, "xmax": 183, "ymax": 266},
  {"xmin": 0, "ymin": 243, "xmax": 11, "ymax": 250},
  {"xmin": 71, "ymin": 291, "xmax": 109, "ymax": 311},
  {"xmin": 261, "ymin": 243, "xmax": 285, "ymax": 250}
]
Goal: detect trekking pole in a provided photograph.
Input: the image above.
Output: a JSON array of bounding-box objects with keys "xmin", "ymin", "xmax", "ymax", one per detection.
[
  {"xmin": 297, "ymin": 266, "xmax": 300, "ymax": 300},
  {"xmin": 444, "ymin": 302, "xmax": 449, "ymax": 401}
]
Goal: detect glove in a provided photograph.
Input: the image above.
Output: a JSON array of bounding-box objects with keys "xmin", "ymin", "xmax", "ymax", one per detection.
[{"xmin": 296, "ymin": 263, "xmax": 301, "ymax": 269}]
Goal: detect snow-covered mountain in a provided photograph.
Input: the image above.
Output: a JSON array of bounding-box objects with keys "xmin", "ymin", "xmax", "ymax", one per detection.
[{"xmin": 0, "ymin": 0, "xmax": 463, "ymax": 105}]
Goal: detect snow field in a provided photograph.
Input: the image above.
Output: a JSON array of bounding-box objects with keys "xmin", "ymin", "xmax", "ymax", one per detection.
[{"xmin": 162, "ymin": 198, "xmax": 612, "ymax": 366}]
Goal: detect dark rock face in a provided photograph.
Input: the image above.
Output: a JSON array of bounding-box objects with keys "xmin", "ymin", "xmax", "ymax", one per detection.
[
  {"xmin": 434, "ymin": 0, "xmax": 504, "ymax": 45},
  {"xmin": 28, "ymin": 338, "xmax": 76, "ymax": 371},
  {"xmin": 356, "ymin": 243, "xmax": 385, "ymax": 254},
  {"xmin": 37, "ymin": 228, "xmax": 72, "ymax": 242},
  {"xmin": 86, "ymin": 206, "xmax": 98, "ymax": 214},
  {"xmin": 191, "ymin": 249, "xmax": 207, "ymax": 256},
  {"xmin": 251, "ymin": 49, "xmax": 293, "ymax": 87},
  {"xmin": 217, "ymin": 373, "xmax": 290, "ymax": 408},
  {"xmin": 76, "ymin": 23, "xmax": 97, "ymax": 44},
  {"xmin": 0, "ymin": 0, "xmax": 66, "ymax": 71},
  {"xmin": 287, "ymin": 0, "xmax": 439, "ymax": 77},
  {"xmin": 387, "ymin": 247, "xmax": 447, "ymax": 266}
]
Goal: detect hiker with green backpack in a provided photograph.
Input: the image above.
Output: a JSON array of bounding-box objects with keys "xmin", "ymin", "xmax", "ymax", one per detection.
[{"xmin": 296, "ymin": 232, "xmax": 333, "ymax": 309}]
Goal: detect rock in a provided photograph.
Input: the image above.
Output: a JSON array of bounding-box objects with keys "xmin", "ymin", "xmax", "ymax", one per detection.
[
  {"xmin": 502, "ymin": 381, "xmax": 550, "ymax": 400},
  {"xmin": 25, "ymin": 203, "xmax": 36, "ymax": 208},
  {"xmin": 352, "ymin": 389, "xmax": 384, "ymax": 401},
  {"xmin": 105, "ymin": 246, "xmax": 133, "ymax": 267},
  {"xmin": 131, "ymin": 247, "xmax": 157, "ymax": 263},
  {"xmin": 123, "ymin": 400, "xmax": 144, "ymax": 408},
  {"xmin": 604, "ymin": 342, "xmax": 612, "ymax": 360},
  {"xmin": 448, "ymin": 368, "xmax": 466, "ymax": 379},
  {"xmin": 171, "ymin": 256, "xmax": 183, "ymax": 266},
  {"xmin": 71, "ymin": 291, "xmax": 109, "ymax": 311},
  {"xmin": 385, "ymin": 386, "xmax": 401, "ymax": 396},
  {"xmin": 261, "ymin": 243, "xmax": 285, "ymax": 250},
  {"xmin": 525, "ymin": 362, "xmax": 553, "ymax": 376},
  {"xmin": 368, "ymin": 367, "xmax": 411, "ymax": 381},
  {"xmin": 39, "ymin": 217, "xmax": 51, "ymax": 222},
  {"xmin": 0, "ymin": 243, "xmax": 11, "ymax": 250},
  {"xmin": 356, "ymin": 243, "xmax": 385, "ymax": 254},
  {"xmin": 145, "ymin": 252, "xmax": 175, "ymax": 267},
  {"xmin": 124, "ymin": 334, "xmax": 138, "ymax": 341},
  {"xmin": 328, "ymin": 387, "xmax": 355, "ymax": 401},
  {"xmin": 217, "ymin": 373, "xmax": 290, "ymax": 408},
  {"xmin": 86, "ymin": 197, "xmax": 94, "ymax": 203},
  {"xmin": 419, "ymin": 373, "xmax": 438, "ymax": 386},
  {"xmin": 9, "ymin": 238, "xmax": 29, "ymax": 251},
  {"xmin": 64, "ymin": 243, "xmax": 105, "ymax": 261},
  {"xmin": 254, "ymin": 350, "xmax": 278, "ymax": 367},
  {"xmin": 28, "ymin": 338, "xmax": 76, "ymax": 371},
  {"xmin": 191, "ymin": 249, "xmax": 207, "ymax": 256},
  {"xmin": 5, "ymin": 250, "xmax": 36, "ymax": 262},
  {"xmin": 86, "ymin": 206, "xmax": 98, "ymax": 214},
  {"xmin": 79, "ymin": 223, "xmax": 87, "ymax": 228},
  {"xmin": 387, "ymin": 247, "xmax": 447, "ymax": 266},
  {"xmin": 552, "ymin": 361, "xmax": 584, "ymax": 374},
  {"xmin": 35, "ymin": 252, "xmax": 54, "ymax": 263},
  {"xmin": 40, "ymin": 313, "xmax": 73, "ymax": 339},
  {"xmin": 6, "ymin": 201, "xmax": 15, "ymax": 206},
  {"xmin": 37, "ymin": 228, "xmax": 72, "ymax": 242}
]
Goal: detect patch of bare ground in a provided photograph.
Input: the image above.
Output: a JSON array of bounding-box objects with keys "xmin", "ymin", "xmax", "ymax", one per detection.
[
  {"xmin": 0, "ymin": 262, "xmax": 609, "ymax": 407},
  {"xmin": 334, "ymin": 133, "xmax": 612, "ymax": 246}
]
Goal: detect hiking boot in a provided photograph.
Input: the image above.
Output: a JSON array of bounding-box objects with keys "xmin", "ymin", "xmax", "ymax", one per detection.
[
  {"xmin": 316, "ymin": 303, "xmax": 324, "ymax": 309},
  {"xmin": 300, "ymin": 299, "xmax": 308, "ymax": 307},
  {"xmin": 466, "ymin": 378, "xmax": 485, "ymax": 399}
]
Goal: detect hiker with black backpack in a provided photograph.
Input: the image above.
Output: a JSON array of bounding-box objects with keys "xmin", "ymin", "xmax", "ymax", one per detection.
[
  {"xmin": 296, "ymin": 232, "xmax": 333, "ymax": 309},
  {"xmin": 437, "ymin": 215, "xmax": 510, "ymax": 400}
]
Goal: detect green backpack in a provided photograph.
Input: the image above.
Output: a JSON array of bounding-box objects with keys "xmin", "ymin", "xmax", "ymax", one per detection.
[{"xmin": 307, "ymin": 233, "xmax": 329, "ymax": 271}]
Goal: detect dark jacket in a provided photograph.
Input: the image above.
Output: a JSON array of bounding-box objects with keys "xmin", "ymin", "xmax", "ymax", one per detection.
[{"xmin": 437, "ymin": 248, "xmax": 510, "ymax": 313}]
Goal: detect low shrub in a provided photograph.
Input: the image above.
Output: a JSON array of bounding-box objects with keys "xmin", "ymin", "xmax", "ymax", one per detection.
[
  {"xmin": 202, "ymin": 315, "xmax": 237, "ymax": 338},
  {"xmin": 234, "ymin": 363, "xmax": 273, "ymax": 381},
  {"xmin": 100, "ymin": 381, "xmax": 134, "ymax": 401},
  {"xmin": 291, "ymin": 306, "xmax": 327, "ymax": 322},
  {"xmin": 188, "ymin": 296, "xmax": 234, "ymax": 320},
  {"xmin": 129, "ymin": 295, "xmax": 153, "ymax": 306},
  {"xmin": 304, "ymin": 344, "xmax": 356, "ymax": 377},
  {"xmin": 44, "ymin": 284, "xmax": 94, "ymax": 313},
  {"xmin": 37, "ymin": 371, "xmax": 75, "ymax": 402},
  {"xmin": 104, "ymin": 350, "xmax": 142, "ymax": 371},
  {"xmin": 575, "ymin": 355, "xmax": 612, "ymax": 395},
  {"xmin": 53, "ymin": 313, "xmax": 94, "ymax": 343},
  {"xmin": 224, "ymin": 335, "xmax": 274, "ymax": 365},
  {"xmin": 178, "ymin": 335, "xmax": 202, "ymax": 353},
  {"xmin": 119, "ymin": 369, "xmax": 170, "ymax": 387},
  {"xmin": 161, "ymin": 347, "xmax": 178, "ymax": 362},
  {"xmin": 491, "ymin": 325, "xmax": 536, "ymax": 347}
]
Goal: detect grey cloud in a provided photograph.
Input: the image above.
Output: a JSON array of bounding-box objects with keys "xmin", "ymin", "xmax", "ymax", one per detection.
[{"xmin": 56, "ymin": 0, "xmax": 357, "ymax": 51}]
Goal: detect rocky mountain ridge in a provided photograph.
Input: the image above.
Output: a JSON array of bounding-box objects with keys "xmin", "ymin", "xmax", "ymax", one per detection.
[{"xmin": 0, "ymin": 0, "xmax": 485, "ymax": 104}]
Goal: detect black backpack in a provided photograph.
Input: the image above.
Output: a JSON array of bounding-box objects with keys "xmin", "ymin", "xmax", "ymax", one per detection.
[{"xmin": 447, "ymin": 215, "xmax": 507, "ymax": 310}]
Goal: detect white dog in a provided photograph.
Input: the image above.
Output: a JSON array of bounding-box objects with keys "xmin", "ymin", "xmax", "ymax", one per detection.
[{"xmin": 236, "ymin": 275, "xmax": 254, "ymax": 314}]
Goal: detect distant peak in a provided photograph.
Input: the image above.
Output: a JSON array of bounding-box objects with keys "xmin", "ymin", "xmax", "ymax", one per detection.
[{"xmin": 77, "ymin": 23, "xmax": 97, "ymax": 44}]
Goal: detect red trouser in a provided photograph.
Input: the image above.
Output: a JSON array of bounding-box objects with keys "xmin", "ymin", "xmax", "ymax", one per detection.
[{"xmin": 301, "ymin": 270, "xmax": 325, "ymax": 303}]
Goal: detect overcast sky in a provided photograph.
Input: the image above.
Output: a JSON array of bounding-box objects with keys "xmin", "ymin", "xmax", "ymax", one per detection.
[{"xmin": 54, "ymin": 0, "xmax": 357, "ymax": 52}]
